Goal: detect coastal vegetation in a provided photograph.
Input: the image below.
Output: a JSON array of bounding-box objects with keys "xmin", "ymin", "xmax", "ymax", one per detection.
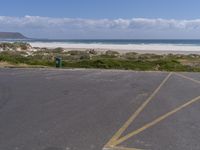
[{"xmin": 0, "ymin": 42, "xmax": 200, "ymax": 72}]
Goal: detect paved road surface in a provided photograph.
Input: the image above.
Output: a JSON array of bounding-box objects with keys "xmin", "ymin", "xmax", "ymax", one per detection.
[{"xmin": 0, "ymin": 68, "xmax": 200, "ymax": 150}]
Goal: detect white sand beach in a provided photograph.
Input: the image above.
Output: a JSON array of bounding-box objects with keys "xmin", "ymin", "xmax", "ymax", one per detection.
[{"xmin": 30, "ymin": 42, "xmax": 200, "ymax": 54}]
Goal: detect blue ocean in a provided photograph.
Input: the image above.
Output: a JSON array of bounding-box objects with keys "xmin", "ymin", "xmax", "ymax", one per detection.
[
  {"xmin": 1, "ymin": 39, "xmax": 200, "ymax": 45},
  {"xmin": 1, "ymin": 39, "xmax": 200, "ymax": 52}
]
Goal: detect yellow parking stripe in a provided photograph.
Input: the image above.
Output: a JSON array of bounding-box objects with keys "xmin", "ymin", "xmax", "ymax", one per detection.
[
  {"xmin": 112, "ymin": 95, "xmax": 200, "ymax": 146},
  {"xmin": 112, "ymin": 146, "xmax": 143, "ymax": 150},
  {"xmin": 104, "ymin": 73, "xmax": 172, "ymax": 147},
  {"xmin": 175, "ymin": 73, "xmax": 200, "ymax": 84}
]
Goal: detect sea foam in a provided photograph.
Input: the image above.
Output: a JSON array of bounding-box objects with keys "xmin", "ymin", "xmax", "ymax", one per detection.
[{"xmin": 30, "ymin": 42, "xmax": 200, "ymax": 52}]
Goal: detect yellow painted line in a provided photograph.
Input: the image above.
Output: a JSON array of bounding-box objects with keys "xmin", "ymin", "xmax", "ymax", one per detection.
[
  {"xmin": 111, "ymin": 146, "xmax": 143, "ymax": 150},
  {"xmin": 104, "ymin": 73, "xmax": 172, "ymax": 147},
  {"xmin": 112, "ymin": 95, "xmax": 200, "ymax": 146},
  {"xmin": 175, "ymin": 73, "xmax": 200, "ymax": 84}
]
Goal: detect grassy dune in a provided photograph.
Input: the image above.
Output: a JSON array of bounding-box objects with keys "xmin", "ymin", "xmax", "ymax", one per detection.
[{"xmin": 0, "ymin": 42, "xmax": 200, "ymax": 72}]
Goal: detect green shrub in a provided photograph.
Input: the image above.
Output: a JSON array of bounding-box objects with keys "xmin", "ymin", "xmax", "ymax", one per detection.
[{"xmin": 52, "ymin": 47, "xmax": 64, "ymax": 53}]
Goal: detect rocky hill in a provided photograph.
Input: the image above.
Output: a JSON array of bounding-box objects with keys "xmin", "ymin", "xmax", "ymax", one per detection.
[{"xmin": 0, "ymin": 32, "xmax": 27, "ymax": 39}]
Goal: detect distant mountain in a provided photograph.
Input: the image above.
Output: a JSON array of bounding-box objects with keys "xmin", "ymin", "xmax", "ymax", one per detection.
[{"xmin": 0, "ymin": 32, "xmax": 28, "ymax": 39}]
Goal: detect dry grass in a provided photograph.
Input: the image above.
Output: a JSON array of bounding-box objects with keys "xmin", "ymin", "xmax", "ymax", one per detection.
[{"xmin": 0, "ymin": 61, "xmax": 49, "ymax": 68}]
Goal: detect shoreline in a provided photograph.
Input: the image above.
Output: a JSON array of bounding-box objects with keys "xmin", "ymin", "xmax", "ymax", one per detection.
[
  {"xmin": 29, "ymin": 42, "xmax": 200, "ymax": 54},
  {"xmin": 59, "ymin": 48, "xmax": 200, "ymax": 55}
]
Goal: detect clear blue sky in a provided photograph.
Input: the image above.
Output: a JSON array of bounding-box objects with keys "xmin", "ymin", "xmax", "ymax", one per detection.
[
  {"xmin": 1, "ymin": 0, "xmax": 200, "ymax": 39},
  {"xmin": 0, "ymin": 0, "xmax": 200, "ymax": 19}
]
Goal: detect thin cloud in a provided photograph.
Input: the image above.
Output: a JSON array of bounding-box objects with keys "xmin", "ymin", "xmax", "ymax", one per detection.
[{"xmin": 1, "ymin": 16, "xmax": 200, "ymax": 38}]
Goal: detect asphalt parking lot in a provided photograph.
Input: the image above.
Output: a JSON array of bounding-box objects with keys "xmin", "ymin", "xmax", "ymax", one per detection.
[{"xmin": 0, "ymin": 68, "xmax": 200, "ymax": 150}]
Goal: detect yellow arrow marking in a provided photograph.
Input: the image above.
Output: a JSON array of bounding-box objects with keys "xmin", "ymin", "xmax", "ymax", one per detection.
[
  {"xmin": 104, "ymin": 73, "xmax": 172, "ymax": 148},
  {"xmin": 112, "ymin": 95, "xmax": 200, "ymax": 146}
]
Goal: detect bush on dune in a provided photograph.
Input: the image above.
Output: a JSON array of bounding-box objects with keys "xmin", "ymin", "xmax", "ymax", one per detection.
[
  {"xmin": 0, "ymin": 42, "xmax": 200, "ymax": 72},
  {"xmin": 0, "ymin": 42, "xmax": 31, "ymax": 51}
]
